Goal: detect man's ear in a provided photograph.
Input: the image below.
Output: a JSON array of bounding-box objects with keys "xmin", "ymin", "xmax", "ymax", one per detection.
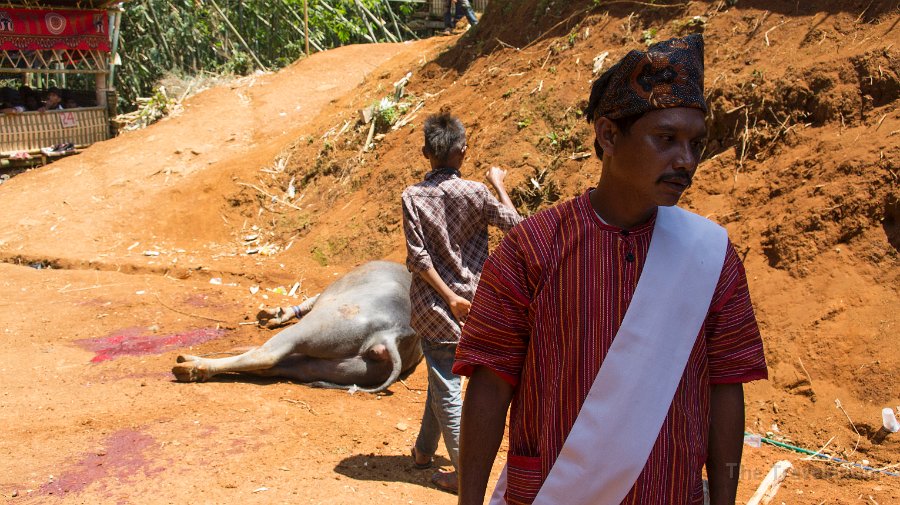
[
  {"xmin": 422, "ymin": 145, "xmax": 431, "ymax": 160},
  {"xmin": 594, "ymin": 117, "xmax": 618, "ymax": 157}
]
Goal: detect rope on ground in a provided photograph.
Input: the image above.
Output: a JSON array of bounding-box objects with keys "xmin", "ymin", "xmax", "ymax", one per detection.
[
  {"xmin": 747, "ymin": 432, "xmax": 900, "ymax": 477},
  {"xmin": 153, "ymin": 292, "xmax": 232, "ymax": 324}
]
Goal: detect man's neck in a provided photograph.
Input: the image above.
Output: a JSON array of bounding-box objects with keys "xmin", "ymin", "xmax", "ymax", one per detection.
[
  {"xmin": 429, "ymin": 158, "xmax": 462, "ymax": 172},
  {"xmin": 590, "ymin": 183, "xmax": 655, "ymax": 229}
]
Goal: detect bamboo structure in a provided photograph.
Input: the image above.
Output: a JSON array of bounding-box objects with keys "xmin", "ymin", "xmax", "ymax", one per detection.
[{"xmin": 0, "ymin": 1, "xmax": 122, "ymax": 155}]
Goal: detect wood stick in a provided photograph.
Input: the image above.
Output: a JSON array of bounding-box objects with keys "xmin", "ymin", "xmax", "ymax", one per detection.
[
  {"xmin": 362, "ymin": 118, "xmax": 377, "ymax": 154},
  {"xmin": 280, "ymin": 0, "xmax": 324, "ymax": 51},
  {"xmin": 236, "ymin": 182, "xmax": 303, "ymax": 211},
  {"xmin": 305, "ymin": 0, "xmax": 310, "ymax": 56},
  {"xmin": 746, "ymin": 460, "xmax": 793, "ymax": 505},
  {"xmin": 281, "ymin": 397, "xmax": 318, "ymax": 415},
  {"xmin": 797, "ymin": 357, "xmax": 814, "ymax": 396},
  {"xmin": 381, "ymin": 0, "xmax": 403, "ymax": 41},
  {"xmin": 353, "ymin": 0, "xmax": 380, "ymax": 42},
  {"xmin": 835, "ymin": 398, "xmax": 862, "ymax": 455},
  {"xmin": 801, "ymin": 435, "xmax": 835, "ymax": 460}
]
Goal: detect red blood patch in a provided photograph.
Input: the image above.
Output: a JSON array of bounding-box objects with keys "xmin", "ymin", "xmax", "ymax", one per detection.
[
  {"xmin": 76, "ymin": 327, "xmax": 226, "ymax": 362},
  {"xmin": 36, "ymin": 430, "xmax": 161, "ymax": 498}
]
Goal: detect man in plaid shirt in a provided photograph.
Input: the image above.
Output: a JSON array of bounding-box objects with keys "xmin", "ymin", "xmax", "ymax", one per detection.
[{"xmin": 402, "ymin": 110, "xmax": 521, "ymax": 493}]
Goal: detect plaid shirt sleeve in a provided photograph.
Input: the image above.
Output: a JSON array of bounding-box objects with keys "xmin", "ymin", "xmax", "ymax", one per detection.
[
  {"xmin": 479, "ymin": 184, "xmax": 523, "ymax": 232},
  {"xmin": 401, "ymin": 191, "xmax": 433, "ymax": 273}
]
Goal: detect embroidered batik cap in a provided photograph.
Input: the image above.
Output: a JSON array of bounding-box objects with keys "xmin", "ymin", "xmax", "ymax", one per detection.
[{"xmin": 585, "ymin": 33, "xmax": 707, "ymax": 122}]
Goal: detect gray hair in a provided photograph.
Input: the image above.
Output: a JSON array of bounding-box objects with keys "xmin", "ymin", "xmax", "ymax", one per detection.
[{"xmin": 423, "ymin": 111, "xmax": 466, "ymax": 163}]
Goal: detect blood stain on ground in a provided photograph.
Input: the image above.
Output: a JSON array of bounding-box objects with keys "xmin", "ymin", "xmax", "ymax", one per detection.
[
  {"xmin": 35, "ymin": 430, "xmax": 161, "ymax": 498},
  {"xmin": 76, "ymin": 327, "xmax": 227, "ymax": 362}
]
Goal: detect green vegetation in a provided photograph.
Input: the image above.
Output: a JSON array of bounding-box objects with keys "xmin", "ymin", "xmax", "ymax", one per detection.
[
  {"xmin": 118, "ymin": 0, "xmax": 418, "ymax": 112},
  {"xmin": 373, "ymin": 96, "xmax": 413, "ymax": 131}
]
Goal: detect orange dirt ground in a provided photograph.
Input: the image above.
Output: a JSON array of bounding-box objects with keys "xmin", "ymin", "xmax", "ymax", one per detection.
[{"xmin": 1, "ymin": 1, "xmax": 899, "ymax": 503}]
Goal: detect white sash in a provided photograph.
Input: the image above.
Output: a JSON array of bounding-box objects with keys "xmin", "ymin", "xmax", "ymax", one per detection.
[{"xmin": 490, "ymin": 205, "xmax": 727, "ymax": 505}]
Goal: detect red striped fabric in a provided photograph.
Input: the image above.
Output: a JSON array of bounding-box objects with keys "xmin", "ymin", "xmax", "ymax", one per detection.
[{"xmin": 454, "ymin": 190, "xmax": 768, "ymax": 504}]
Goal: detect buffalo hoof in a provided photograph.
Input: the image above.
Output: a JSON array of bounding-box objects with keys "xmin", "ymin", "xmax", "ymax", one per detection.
[{"xmin": 172, "ymin": 357, "xmax": 210, "ymax": 382}]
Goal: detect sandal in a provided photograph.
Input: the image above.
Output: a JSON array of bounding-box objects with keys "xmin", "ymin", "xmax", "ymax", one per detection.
[
  {"xmin": 410, "ymin": 446, "xmax": 433, "ymax": 469},
  {"xmin": 431, "ymin": 469, "xmax": 458, "ymax": 494}
]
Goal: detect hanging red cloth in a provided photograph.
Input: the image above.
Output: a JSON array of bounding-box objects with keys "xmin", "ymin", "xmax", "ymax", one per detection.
[{"xmin": 0, "ymin": 8, "xmax": 110, "ymax": 52}]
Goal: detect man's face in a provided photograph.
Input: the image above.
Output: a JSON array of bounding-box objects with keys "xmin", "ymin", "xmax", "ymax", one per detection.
[
  {"xmin": 47, "ymin": 92, "xmax": 61, "ymax": 106},
  {"xmin": 596, "ymin": 107, "xmax": 707, "ymax": 208}
]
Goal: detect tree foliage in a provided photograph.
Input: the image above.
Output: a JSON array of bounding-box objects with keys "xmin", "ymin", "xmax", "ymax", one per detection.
[{"xmin": 117, "ymin": 0, "xmax": 418, "ymax": 111}]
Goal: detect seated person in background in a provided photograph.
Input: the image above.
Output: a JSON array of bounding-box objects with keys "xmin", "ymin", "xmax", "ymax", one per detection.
[
  {"xmin": 1, "ymin": 87, "xmax": 26, "ymax": 113},
  {"xmin": 18, "ymin": 86, "xmax": 40, "ymax": 111},
  {"xmin": 38, "ymin": 87, "xmax": 64, "ymax": 112},
  {"xmin": 64, "ymin": 96, "xmax": 80, "ymax": 109}
]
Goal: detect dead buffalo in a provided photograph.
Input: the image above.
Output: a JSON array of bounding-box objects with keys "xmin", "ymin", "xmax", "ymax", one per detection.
[{"xmin": 172, "ymin": 261, "xmax": 421, "ymax": 393}]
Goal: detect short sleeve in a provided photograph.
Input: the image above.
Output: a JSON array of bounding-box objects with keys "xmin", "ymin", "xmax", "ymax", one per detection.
[
  {"xmin": 705, "ymin": 241, "xmax": 768, "ymax": 384},
  {"xmin": 401, "ymin": 191, "xmax": 433, "ymax": 273},
  {"xmin": 480, "ymin": 184, "xmax": 523, "ymax": 232},
  {"xmin": 453, "ymin": 228, "xmax": 532, "ymax": 386}
]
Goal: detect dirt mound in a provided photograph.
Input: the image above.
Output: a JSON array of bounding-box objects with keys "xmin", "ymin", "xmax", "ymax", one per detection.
[{"xmin": 1, "ymin": 0, "xmax": 899, "ymax": 503}]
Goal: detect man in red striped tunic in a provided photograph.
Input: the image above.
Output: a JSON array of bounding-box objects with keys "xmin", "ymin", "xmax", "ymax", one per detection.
[{"xmin": 454, "ymin": 35, "xmax": 767, "ymax": 505}]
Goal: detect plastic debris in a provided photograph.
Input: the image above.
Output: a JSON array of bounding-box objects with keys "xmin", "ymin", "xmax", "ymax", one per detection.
[
  {"xmin": 209, "ymin": 278, "xmax": 223, "ymax": 285},
  {"xmin": 883, "ymin": 407, "xmax": 900, "ymax": 433},
  {"xmin": 592, "ymin": 51, "xmax": 609, "ymax": 74},
  {"xmin": 258, "ymin": 243, "xmax": 279, "ymax": 256},
  {"xmin": 249, "ymin": 285, "xmax": 260, "ymax": 295},
  {"xmin": 287, "ymin": 177, "xmax": 296, "ymax": 199},
  {"xmin": 743, "ymin": 433, "xmax": 762, "ymax": 448},
  {"xmin": 143, "ymin": 250, "xmax": 160, "ymax": 256}
]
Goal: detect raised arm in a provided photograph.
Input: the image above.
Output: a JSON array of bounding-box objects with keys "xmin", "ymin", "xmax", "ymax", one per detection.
[
  {"xmin": 458, "ymin": 366, "xmax": 515, "ymax": 505},
  {"xmin": 486, "ymin": 167, "xmax": 518, "ymax": 213}
]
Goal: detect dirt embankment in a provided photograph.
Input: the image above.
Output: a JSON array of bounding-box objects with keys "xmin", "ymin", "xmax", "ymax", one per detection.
[{"xmin": 1, "ymin": 0, "xmax": 898, "ymax": 503}]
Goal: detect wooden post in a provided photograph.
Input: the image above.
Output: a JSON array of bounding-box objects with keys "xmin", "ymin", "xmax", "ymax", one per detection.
[
  {"xmin": 304, "ymin": 0, "xmax": 310, "ymax": 56},
  {"xmin": 95, "ymin": 73, "xmax": 108, "ymax": 107}
]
